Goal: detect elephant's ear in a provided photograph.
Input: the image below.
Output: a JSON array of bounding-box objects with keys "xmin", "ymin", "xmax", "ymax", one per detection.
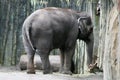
[
  {"xmin": 78, "ymin": 17, "xmax": 92, "ymax": 25},
  {"xmin": 77, "ymin": 17, "xmax": 88, "ymax": 29},
  {"xmin": 77, "ymin": 17, "xmax": 93, "ymax": 35},
  {"xmin": 77, "ymin": 17, "xmax": 88, "ymax": 23}
]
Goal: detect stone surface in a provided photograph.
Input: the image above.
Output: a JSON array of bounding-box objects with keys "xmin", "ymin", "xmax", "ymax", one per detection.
[{"xmin": 0, "ymin": 66, "xmax": 103, "ymax": 80}]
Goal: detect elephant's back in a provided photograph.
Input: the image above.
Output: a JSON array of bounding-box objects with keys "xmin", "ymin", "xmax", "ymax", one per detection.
[
  {"xmin": 22, "ymin": 7, "xmax": 78, "ymax": 36},
  {"xmin": 25, "ymin": 7, "xmax": 76, "ymax": 23},
  {"xmin": 24, "ymin": 7, "xmax": 76, "ymax": 30}
]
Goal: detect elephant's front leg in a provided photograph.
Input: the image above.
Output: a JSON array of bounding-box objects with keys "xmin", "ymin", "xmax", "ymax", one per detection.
[
  {"xmin": 59, "ymin": 49, "xmax": 64, "ymax": 73},
  {"xmin": 63, "ymin": 47, "xmax": 75, "ymax": 75}
]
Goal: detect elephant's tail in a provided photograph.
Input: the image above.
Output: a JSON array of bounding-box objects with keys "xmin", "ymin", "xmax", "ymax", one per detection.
[
  {"xmin": 22, "ymin": 24, "xmax": 35, "ymax": 51},
  {"xmin": 26, "ymin": 27, "xmax": 35, "ymax": 51}
]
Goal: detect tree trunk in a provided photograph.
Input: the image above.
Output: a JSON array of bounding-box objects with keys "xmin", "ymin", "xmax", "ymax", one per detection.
[
  {"xmin": 103, "ymin": 0, "xmax": 120, "ymax": 80},
  {"xmin": 0, "ymin": 0, "xmax": 31, "ymax": 65},
  {"xmin": 116, "ymin": 13, "xmax": 120, "ymax": 80}
]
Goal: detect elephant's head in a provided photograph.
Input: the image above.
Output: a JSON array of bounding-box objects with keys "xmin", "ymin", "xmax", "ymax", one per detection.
[
  {"xmin": 77, "ymin": 14, "xmax": 94, "ymax": 66},
  {"xmin": 77, "ymin": 16, "xmax": 93, "ymax": 41}
]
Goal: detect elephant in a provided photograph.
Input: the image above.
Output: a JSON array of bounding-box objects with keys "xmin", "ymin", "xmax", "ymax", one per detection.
[{"xmin": 22, "ymin": 7, "xmax": 94, "ymax": 75}]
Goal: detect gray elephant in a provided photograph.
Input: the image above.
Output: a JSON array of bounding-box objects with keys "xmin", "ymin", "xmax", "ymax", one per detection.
[{"xmin": 22, "ymin": 7, "xmax": 94, "ymax": 75}]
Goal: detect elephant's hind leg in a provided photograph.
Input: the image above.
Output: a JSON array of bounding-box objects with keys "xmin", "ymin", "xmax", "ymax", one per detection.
[
  {"xmin": 23, "ymin": 42, "xmax": 36, "ymax": 74},
  {"xmin": 38, "ymin": 49, "xmax": 52, "ymax": 74},
  {"xmin": 27, "ymin": 49, "xmax": 36, "ymax": 74},
  {"xmin": 23, "ymin": 34, "xmax": 36, "ymax": 74}
]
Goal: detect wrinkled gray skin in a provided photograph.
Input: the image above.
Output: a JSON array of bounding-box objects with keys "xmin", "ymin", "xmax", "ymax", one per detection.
[{"xmin": 22, "ymin": 7, "xmax": 94, "ymax": 75}]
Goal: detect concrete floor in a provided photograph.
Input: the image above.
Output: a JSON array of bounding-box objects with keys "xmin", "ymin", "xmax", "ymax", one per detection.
[{"xmin": 0, "ymin": 66, "xmax": 103, "ymax": 80}]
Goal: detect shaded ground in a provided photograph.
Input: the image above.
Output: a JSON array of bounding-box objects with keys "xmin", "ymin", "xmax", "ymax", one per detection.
[{"xmin": 0, "ymin": 66, "xmax": 103, "ymax": 80}]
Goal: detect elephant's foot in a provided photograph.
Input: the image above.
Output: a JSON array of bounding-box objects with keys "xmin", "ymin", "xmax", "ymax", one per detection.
[
  {"xmin": 43, "ymin": 69, "xmax": 53, "ymax": 74},
  {"xmin": 59, "ymin": 68, "xmax": 72, "ymax": 75},
  {"xmin": 62, "ymin": 70, "xmax": 72, "ymax": 75},
  {"xmin": 59, "ymin": 67, "xmax": 64, "ymax": 73},
  {"xmin": 27, "ymin": 69, "xmax": 35, "ymax": 74}
]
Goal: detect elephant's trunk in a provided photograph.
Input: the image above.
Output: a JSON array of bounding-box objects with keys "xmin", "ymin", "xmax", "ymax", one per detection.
[{"xmin": 85, "ymin": 32, "xmax": 94, "ymax": 66}]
